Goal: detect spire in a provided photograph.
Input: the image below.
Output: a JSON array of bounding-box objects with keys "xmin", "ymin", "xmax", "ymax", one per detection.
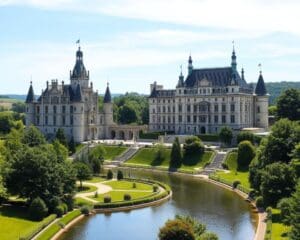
[
  {"xmin": 255, "ymin": 65, "xmax": 267, "ymax": 96},
  {"xmin": 70, "ymin": 46, "xmax": 89, "ymax": 80},
  {"xmin": 188, "ymin": 54, "xmax": 193, "ymax": 75},
  {"xmin": 25, "ymin": 81, "xmax": 35, "ymax": 103},
  {"xmin": 177, "ymin": 65, "xmax": 184, "ymax": 87},
  {"xmin": 104, "ymin": 82, "xmax": 112, "ymax": 103},
  {"xmin": 241, "ymin": 67, "xmax": 245, "ymax": 80},
  {"xmin": 231, "ymin": 41, "xmax": 237, "ymax": 71}
]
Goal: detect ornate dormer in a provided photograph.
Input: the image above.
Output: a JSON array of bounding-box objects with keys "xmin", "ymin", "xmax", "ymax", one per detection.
[{"xmin": 70, "ymin": 46, "xmax": 89, "ymax": 88}]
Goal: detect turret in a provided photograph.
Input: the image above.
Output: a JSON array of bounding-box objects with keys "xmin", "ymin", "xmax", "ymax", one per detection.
[
  {"xmin": 188, "ymin": 55, "xmax": 193, "ymax": 75},
  {"xmin": 177, "ymin": 65, "xmax": 184, "ymax": 87},
  {"xmin": 231, "ymin": 45, "xmax": 237, "ymax": 71},
  {"xmin": 103, "ymin": 83, "xmax": 113, "ymax": 128},
  {"xmin": 25, "ymin": 81, "xmax": 36, "ymax": 126},
  {"xmin": 70, "ymin": 46, "xmax": 89, "ymax": 88},
  {"xmin": 254, "ymin": 67, "xmax": 269, "ymax": 129}
]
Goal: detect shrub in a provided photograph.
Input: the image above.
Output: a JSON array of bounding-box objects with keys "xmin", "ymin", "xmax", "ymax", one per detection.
[
  {"xmin": 183, "ymin": 136, "xmax": 204, "ymax": 156},
  {"xmin": 48, "ymin": 196, "xmax": 61, "ymax": 213},
  {"xmin": 237, "ymin": 131, "xmax": 255, "ymax": 144},
  {"xmin": 232, "ymin": 180, "xmax": 241, "ymax": 189},
  {"xmin": 117, "ymin": 170, "xmax": 123, "ymax": 180},
  {"xmin": 63, "ymin": 194, "xmax": 74, "ymax": 211},
  {"xmin": 124, "ymin": 194, "xmax": 131, "ymax": 201},
  {"xmin": 29, "ymin": 197, "xmax": 48, "ymax": 221},
  {"xmin": 80, "ymin": 205, "xmax": 90, "ymax": 215},
  {"xmin": 170, "ymin": 137, "xmax": 182, "ymax": 168},
  {"xmin": 153, "ymin": 184, "xmax": 159, "ymax": 192},
  {"xmin": 54, "ymin": 205, "xmax": 64, "ymax": 218},
  {"xmin": 107, "ymin": 169, "xmax": 113, "ymax": 180},
  {"xmin": 266, "ymin": 207, "xmax": 272, "ymax": 220},
  {"xmin": 277, "ymin": 198, "xmax": 292, "ymax": 225},
  {"xmin": 104, "ymin": 195, "xmax": 111, "ymax": 203},
  {"xmin": 61, "ymin": 203, "xmax": 68, "ymax": 214},
  {"xmin": 255, "ymin": 196, "xmax": 264, "ymax": 209},
  {"xmin": 94, "ymin": 191, "xmax": 98, "ymax": 198},
  {"xmin": 158, "ymin": 218, "xmax": 195, "ymax": 240},
  {"xmin": 222, "ymin": 163, "xmax": 228, "ymax": 170},
  {"xmin": 132, "ymin": 182, "xmax": 136, "ymax": 188},
  {"xmin": 219, "ymin": 126, "xmax": 233, "ymax": 146},
  {"xmin": 237, "ymin": 141, "xmax": 255, "ymax": 169}
]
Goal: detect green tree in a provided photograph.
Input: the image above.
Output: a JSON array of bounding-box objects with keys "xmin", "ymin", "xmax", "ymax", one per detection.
[
  {"xmin": 260, "ymin": 163, "xmax": 296, "ymax": 206},
  {"xmin": 0, "ymin": 111, "xmax": 14, "ymax": 134},
  {"xmin": 55, "ymin": 128, "xmax": 68, "ymax": 147},
  {"xmin": 118, "ymin": 103, "xmax": 139, "ymax": 124},
  {"xmin": 236, "ymin": 131, "xmax": 255, "ymax": 144},
  {"xmin": 74, "ymin": 162, "xmax": 92, "ymax": 188},
  {"xmin": 183, "ymin": 136, "xmax": 204, "ymax": 156},
  {"xmin": 289, "ymin": 181, "xmax": 300, "ymax": 240},
  {"xmin": 29, "ymin": 197, "xmax": 48, "ymax": 221},
  {"xmin": 117, "ymin": 170, "xmax": 124, "ymax": 180},
  {"xmin": 52, "ymin": 140, "xmax": 68, "ymax": 162},
  {"xmin": 170, "ymin": 137, "xmax": 182, "ymax": 168},
  {"xmin": 268, "ymin": 105, "xmax": 277, "ymax": 116},
  {"xmin": 237, "ymin": 141, "xmax": 255, "ymax": 169},
  {"xmin": 175, "ymin": 215, "xmax": 206, "ymax": 237},
  {"xmin": 152, "ymin": 144, "xmax": 165, "ymax": 166},
  {"xmin": 11, "ymin": 102, "xmax": 26, "ymax": 113},
  {"xmin": 219, "ymin": 126, "xmax": 233, "ymax": 146},
  {"xmin": 198, "ymin": 232, "xmax": 219, "ymax": 240},
  {"xmin": 277, "ymin": 198, "xmax": 292, "ymax": 225},
  {"xmin": 88, "ymin": 145, "xmax": 105, "ymax": 174},
  {"xmin": 276, "ymin": 88, "xmax": 300, "ymax": 120},
  {"xmin": 158, "ymin": 218, "xmax": 195, "ymax": 240},
  {"xmin": 68, "ymin": 137, "xmax": 76, "ymax": 154},
  {"xmin": 22, "ymin": 125, "xmax": 46, "ymax": 147}
]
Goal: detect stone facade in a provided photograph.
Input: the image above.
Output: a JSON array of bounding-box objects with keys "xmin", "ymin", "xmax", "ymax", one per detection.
[
  {"xmin": 148, "ymin": 49, "xmax": 269, "ymax": 134},
  {"xmin": 25, "ymin": 47, "xmax": 142, "ymax": 142}
]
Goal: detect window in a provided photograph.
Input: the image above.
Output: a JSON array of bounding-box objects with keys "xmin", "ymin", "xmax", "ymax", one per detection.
[
  {"xmin": 62, "ymin": 106, "xmax": 66, "ymax": 114},
  {"xmin": 187, "ymin": 115, "xmax": 191, "ymax": 123},
  {"xmin": 222, "ymin": 104, "xmax": 226, "ymax": 112},
  {"xmin": 37, "ymin": 106, "xmax": 40, "ymax": 114},
  {"xmin": 193, "ymin": 115, "xmax": 197, "ymax": 123},
  {"xmin": 193, "ymin": 105, "xmax": 197, "ymax": 112},
  {"xmin": 222, "ymin": 115, "xmax": 226, "ymax": 123},
  {"xmin": 178, "ymin": 115, "xmax": 182, "ymax": 123},
  {"xmin": 199, "ymin": 116, "xmax": 206, "ymax": 123},
  {"xmin": 230, "ymin": 115, "xmax": 235, "ymax": 123},
  {"xmin": 257, "ymin": 106, "xmax": 260, "ymax": 113},
  {"xmin": 36, "ymin": 116, "xmax": 40, "ymax": 125},
  {"xmin": 178, "ymin": 105, "xmax": 182, "ymax": 112},
  {"xmin": 62, "ymin": 116, "xmax": 65, "ymax": 125},
  {"xmin": 45, "ymin": 116, "xmax": 48, "ymax": 125},
  {"xmin": 168, "ymin": 106, "xmax": 170, "ymax": 112},
  {"xmin": 187, "ymin": 105, "xmax": 191, "ymax": 112},
  {"xmin": 163, "ymin": 106, "xmax": 166, "ymax": 113},
  {"xmin": 70, "ymin": 116, "xmax": 73, "ymax": 125},
  {"xmin": 53, "ymin": 105, "xmax": 57, "ymax": 114},
  {"xmin": 45, "ymin": 106, "xmax": 48, "ymax": 114},
  {"xmin": 214, "ymin": 105, "xmax": 218, "ymax": 112},
  {"xmin": 168, "ymin": 116, "xmax": 171, "ymax": 123},
  {"xmin": 173, "ymin": 106, "xmax": 175, "ymax": 112},
  {"xmin": 158, "ymin": 106, "xmax": 161, "ymax": 113},
  {"xmin": 163, "ymin": 116, "xmax": 165, "ymax": 123},
  {"xmin": 70, "ymin": 106, "xmax": 73, "ymax": 113},
  {"xmin": 53, "ymin": 116, "xmax": 56, "ymax": 125},
  {"xmin": 214, "ymin": 115, "xmax": 218, "ymax": 123},
  {"xmin": 152, "ymin": 108, "xmax": 155, "ymax": 114},
  {"xmin": 230, "ymin": 104, "xmax": 235, "ymax": 112}
]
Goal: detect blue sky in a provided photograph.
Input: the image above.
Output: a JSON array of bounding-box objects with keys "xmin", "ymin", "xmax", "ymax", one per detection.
[{"xmin": 1, "ymin": 0, "xmax": 300, "ymax": 95}]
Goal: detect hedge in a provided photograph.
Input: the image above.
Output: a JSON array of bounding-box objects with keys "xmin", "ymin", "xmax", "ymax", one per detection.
[
  {"xmin": 139, "ymin": 131, "xmax": 174, "ymax": 140},
  {"xmin": 197, "ymin": 134, "xmax": 219, "ymax": 142}
]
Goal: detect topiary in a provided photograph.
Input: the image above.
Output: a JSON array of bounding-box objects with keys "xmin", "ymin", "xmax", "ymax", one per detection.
[
  {"xmin": 232, "ymin": 180, "xmax": 241, "ymax": 189},
  {"xmin": 117, "ymin": 170, "xmax": 123, "ymax": 180},
  {"xmin": 29, "ymin": 197, "xmax": 48, "ymax": 221},
  {"xmin": 107, "ymin": 170, "xmax": 113, "ymax": 180},
  {"xmin": 104, "ymin": 195, "xmax": 111, "ymax": 203},
  {"xmin": 54, "ymin": 205, "xmax": 64, "ymax": 218},
  {"xmin": 80, "ymin": 205, "xmax": 90, "ymax": 215},
  {"xmin": 124, "ymin": 193, "xmax": 131, "ymax": 201},
  {"xmin": 132, "ymin": 182, "xmax": 137, "ymax": 188},
  {"xmin": 255, "ymin": 196, "xmax": 264, "ymax": 209}
]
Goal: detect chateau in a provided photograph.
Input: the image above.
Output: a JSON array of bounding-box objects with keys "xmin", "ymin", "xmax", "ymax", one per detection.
[
  {"xmin": 25, "ymin": 47, "xmax": 145, "ymax": 142},
  {"xmin": 148, "ymin": 49, "xmax": 269, "ymax": 134}
]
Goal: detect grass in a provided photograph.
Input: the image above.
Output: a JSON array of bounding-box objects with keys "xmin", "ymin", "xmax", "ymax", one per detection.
[
  {"xmin": 36, "ymin": 210, "xmax": 81, "ymax": 240},
  {"xmin": 270, "ymin": 209, "xmax": 291, "ymax": 240},
  {"xmin": 91, "ymin": 190, "xmax": 154, "ymax": 203},
  {"xmin": 125, "ymin": 147, "xmax": 214, "ymax": 171},
  {"xmin": 103, "ymin": 145, "xmax": 128, "ymax": 160},
  {"xmin": 75, "ymin": 197, "xmax": 94, "ymax": 207},
  {"xmin": 85, "ymin": 176, "xmax": 106, "ymax": 183},
  {"xmin": 213, "ymin": 151, "xmax": 251, "ymax": 189},
  {"xmin": 103, "ymin": 180, "xmax": 153, "ymax": 191},
  {"xmin": 76, "ymin": 185, "xmax": 97, "ymax": 193},
  {"xmin": 0, "ymin": 205, "xmax": 55, "ymax": 240}
]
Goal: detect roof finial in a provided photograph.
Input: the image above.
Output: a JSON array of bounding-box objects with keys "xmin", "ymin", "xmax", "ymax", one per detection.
[
  {"xmin": 232, "ymin": 40, "xmax": 235, "ymax": 52},
  {"xmin": 258, "ymin": 63, "xmax": 262, "ymax": 74},
  {"xmin": 76, "ymin": 39, "xmax": 80, "ymax": 49},
  {"xmin": 180, "ymin": 65, "xmax": 183, "ymax": 75}
]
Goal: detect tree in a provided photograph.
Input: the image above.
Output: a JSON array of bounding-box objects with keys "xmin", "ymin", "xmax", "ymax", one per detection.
[
  {"xmin": 159, "ymin": 218, "xmax": 195, "ymax": 240},
  {"xmin": 260, "ymin": 163, "xmax": 296, "ymax": 206},
  {"xmin": 74, "ymin": 162, "xmax": 92, "ymax": 188},
  {"xmin": 170, "ymin": 137, "xmax": 182, "ymax": 168},
  {"xmin": 11, "ymin": 102, "xmax": 26, "ymax": 113},
  {"xmin": 55, "ymin": 128, "xmax": 68, "ymax": 148},
  {"xmin": 107, "ymin": 169, "xmax": 113, "ymax": 179},
  {"xmin": 276, "ymin": 88, "xmax": 300, "ymax": 120},
  {"xmin": 117, "ymin": 170, "xmax": 124, "ymax": 180},
  {"xmin": 29, "ymin": 197, "xmax": 48, "ymax": 221},
  {"xmin": 22, "ymin": 125, "xmax": 46, "ymax": 147},
  {"xmin": 183, "ymin": 136, "xmax": 204, "ymax": 156},
  {"xmin": 118, "ymin": 103, "xmax": 139, "ymax": 124},
  {"xmin": 0, "ymin": 111, "xmax": 15, "ymax": 134},
  {"xmin": 289, "ymin": 181, "xmax": 300, "ymax": 240},
  {"xmin": 175, "ymin": 215, "xmax": 206, "ymax": 237},
  {"xmin": 199, "ymin": 232, "xmax": 219, "ymax": 240},
  {"xmin": 277, "ymin": 198, "xmax": 292, "ymax": 225},
  {"xmin": 268, "ymin": 105, "xmax": 277, "ymax": 116},
  {"xmin": 52, "ymin": 140, "xmax": 68, "ymax": 162},
  {"xmin": 152, "ymin": 144, "xmax": 165, "ymax": 166},
  {"xmin": 88, "ymin": 145, "xmax": 106, "ymax": 174},
  {"xmin": 236, "ymin": 131, "xmax": 255, "ymax": 145},
  {"xmin": 219, "ymin": 126, "xmax": 233, "ymax": 146},
  {"xmin": 237, "ymin": 141, "xmax": 255, "ymax": 169},
  {"xmin": 68, "ymin": 137, "xmax": 76, "ymax": 154}
]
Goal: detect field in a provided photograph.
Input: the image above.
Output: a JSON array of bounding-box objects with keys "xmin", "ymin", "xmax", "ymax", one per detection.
[{"xmin": 0, "ymin": 98, "xmax": 21, "ymax": 110}]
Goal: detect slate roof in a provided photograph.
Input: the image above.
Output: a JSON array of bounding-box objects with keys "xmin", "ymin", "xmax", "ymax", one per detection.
[
  {"xmin": 25, "ymin": 84, "xmax": 35, "ymax": 103},
  {"xmin": 104, "ymin": 85, "xmax": 112, "ymax": 103},
  {"xmin": 185, "ymin": 67, "xmax": 249, "ymax": 88},
  {"xmin": 71, "ymin": 47, "xmax": 88, "ymax": 79},
  {"xmin": 149, "ymin": 88, "xmax": 175, "ymax": 98},
  {"xmin": 255, "ymin": 73, "xmax": 267, "ymax": 96}
]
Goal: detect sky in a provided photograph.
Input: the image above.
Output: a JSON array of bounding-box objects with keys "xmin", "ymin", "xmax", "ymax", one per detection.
[{"xmin": 1, "ymin": 0, "xmax": 300, "ymax": 95}]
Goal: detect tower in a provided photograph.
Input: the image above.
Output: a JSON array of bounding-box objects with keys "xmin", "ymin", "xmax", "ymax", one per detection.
[
  {"xmin": 25, "ymin": 81, "xmax": 35, "ymax": 126},
  {"xmin": 254, "ymin": 68, "xmax": 269, "ymax": 129},
  {"xmin": 103, "ymin": 83, "xmax": 113, "ymax": 137},
  {"xmin": 177, "ymin": 65, "xmax": 184, "ymax": 87},
  {"xmin": 231, "ymin": 45, "xmax": 237, "ymax": 71},
  {"xmin": 70, "ymin": 46, "xmax": 89, "ymax": 88},
  {"xmin": 188, "ymin": 55, "xmax": 193, "ymax": 75}
]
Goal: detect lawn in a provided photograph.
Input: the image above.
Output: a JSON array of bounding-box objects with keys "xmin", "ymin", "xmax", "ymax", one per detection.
[
  {"xmin": 103, "ymin": 145, "xmax": 128, "ymax": 160},
  {"xmin": 125, "ymin": 147, "xmax": 214, "ymax": 171},
  {"xmin": 103, "ymin": 180, "xmax": 153, "ymax": 191},
  {"xmin": 271, "ymin": 208, "xmax": 291, "ymax": 240},
  {"xmin": 91, "ymin": 190, "xmax": 154, "ymax": 203},
  {"xmin": 85, "ymin": 176, "xmax": 106, "ymax": 183},
  {"xmin": 213, "ymin": 151, "xmax": 251, "ymax": 189},
  {"xmin": 75, "ymin": 197, "xmax": 95, "ymax": 206},
  {"xmin": 36, "ymin": 210, "xmax": 81, "ymax": 240},
  {"xmin": 0, "ymin": 205, "xmax": 54, "ymax": 240}
]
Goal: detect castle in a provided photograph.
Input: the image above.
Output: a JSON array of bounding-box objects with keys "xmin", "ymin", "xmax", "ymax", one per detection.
[
  {"xmin": 148, "ymin": 48, "xmax": 269, "ymax": 134},
  {"xmin": 25, "ymin": 47, "xmax": 146, "ymax": 142}
]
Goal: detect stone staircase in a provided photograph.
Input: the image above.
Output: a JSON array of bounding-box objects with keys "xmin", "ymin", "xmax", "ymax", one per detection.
[
  {"xmin": 108, "ymin": 147, "xmax": 139, "ymax": 165},
  {"xmin": 201, "ymin": 151, "xmax": 227, "ymax": 175}
]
